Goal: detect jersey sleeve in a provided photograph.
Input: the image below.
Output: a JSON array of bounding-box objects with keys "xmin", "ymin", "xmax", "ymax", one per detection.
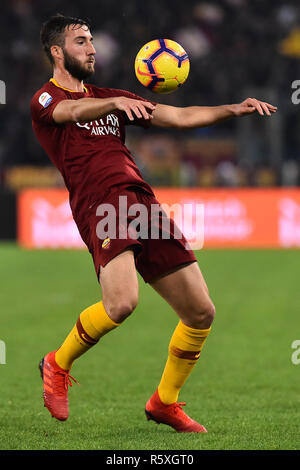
[
  {"xmin": 30, "ymin": 87, "xmax": 66, "ymax": 125},
  {"xmin": 113, "ymin": 89, "xmax": 157, "ymax": 128}
]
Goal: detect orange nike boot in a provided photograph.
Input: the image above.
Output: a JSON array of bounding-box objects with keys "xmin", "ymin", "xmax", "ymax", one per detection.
[
  {"xmin": 39, "ymin": 351, "xmax": 79, "ymax": 421},
  {"xmin": 145, "ymin": 389, "xmax": 207, "ymax": 433}
]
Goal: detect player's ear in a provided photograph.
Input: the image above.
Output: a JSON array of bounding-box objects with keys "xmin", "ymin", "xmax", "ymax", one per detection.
[{"xmin": 50, "ymin": 45, "xmax": 64, "ymax": 63}]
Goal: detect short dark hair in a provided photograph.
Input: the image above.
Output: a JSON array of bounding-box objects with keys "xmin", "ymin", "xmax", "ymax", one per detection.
[{"xmin": 40, "ymin": 14, "xmax": 91, "ymax": 65}]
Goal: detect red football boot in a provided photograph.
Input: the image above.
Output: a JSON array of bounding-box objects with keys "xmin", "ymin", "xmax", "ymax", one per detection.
[
  {"xmin": 145, "ymin": 389, "xmax": 207, "ymax": 433},
  {"xmin": 39, "ymin": 351, "xmax": 79, "ymax": 421}
]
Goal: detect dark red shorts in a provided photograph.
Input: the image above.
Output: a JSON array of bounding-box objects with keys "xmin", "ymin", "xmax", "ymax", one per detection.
[{"xmin": 80, "ymin": 187, "xmax": 196, "ymax": 283}]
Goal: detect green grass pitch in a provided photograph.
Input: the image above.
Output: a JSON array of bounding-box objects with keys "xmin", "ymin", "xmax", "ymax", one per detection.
[{"xmin": 0, "ymin": 243, "xmax": 299, "ymax": 450}]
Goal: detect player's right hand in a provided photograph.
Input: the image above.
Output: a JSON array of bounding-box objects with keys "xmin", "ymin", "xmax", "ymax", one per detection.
[{"xmin": 114, "ymin": 96, "xmax": 156, "ymax": 121}]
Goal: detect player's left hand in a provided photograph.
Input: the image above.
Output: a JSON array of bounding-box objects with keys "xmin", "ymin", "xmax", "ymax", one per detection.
[{"xmin": 235, "ymin": 98, "xmax": 277, "ymax": 117}]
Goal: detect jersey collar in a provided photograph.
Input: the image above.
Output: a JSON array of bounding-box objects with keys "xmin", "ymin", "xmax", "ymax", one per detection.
[{"xmin": 50, "ymin": 78, "xmax": 88, "ymax": 93}]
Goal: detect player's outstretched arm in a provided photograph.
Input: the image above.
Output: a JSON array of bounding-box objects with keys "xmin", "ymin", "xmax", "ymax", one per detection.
[
  {"xmin": 52, "ymin": 96, "xmax": 155, "ymax": 124},
  {"xmin": 151, "ymin": 98, "xmax": 277, "ymax": 129}
]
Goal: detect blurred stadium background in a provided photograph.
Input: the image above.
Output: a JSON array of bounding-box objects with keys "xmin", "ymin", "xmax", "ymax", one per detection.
[
  {"xmin": 1, "ymin": 0, "xmax": 300, "ymax": 244},
  {"xmin": 1, "ymin": 0, "xmax": 300, "ymax": 451}
]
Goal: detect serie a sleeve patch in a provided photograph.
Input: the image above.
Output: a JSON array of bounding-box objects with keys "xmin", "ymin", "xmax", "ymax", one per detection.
[{"xmin": 38, "ymin": 92, "xmax": 53, "ymax": 108}]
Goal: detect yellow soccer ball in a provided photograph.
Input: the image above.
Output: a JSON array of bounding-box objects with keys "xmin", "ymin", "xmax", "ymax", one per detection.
[{"xmin": 135, "ymin": 39, "xmax": 190, "ymax": 94}]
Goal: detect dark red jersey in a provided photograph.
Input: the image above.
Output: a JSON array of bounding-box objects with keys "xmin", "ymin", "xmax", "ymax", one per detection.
[{"xmin": 30, "ymin": 79, "xmax": 156, "ymax": 231}]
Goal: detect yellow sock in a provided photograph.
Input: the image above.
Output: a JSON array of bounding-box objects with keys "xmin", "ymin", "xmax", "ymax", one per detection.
[
  {"xmin": 55, "ymin": 301, "xmax": 119, "ymax": 371},
  {"xmin": 158, "ymin": 321, "xmax": 211, "ymax": 405}
]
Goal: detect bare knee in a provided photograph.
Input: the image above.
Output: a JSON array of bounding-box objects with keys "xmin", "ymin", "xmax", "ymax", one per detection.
[
  {"xmin": 104, "ymin": 295, "xmax": 138, "ymax": 323},
  {"xmin": 184, "ymin": 300, "xmax": 216, "ymax": 329},
  {"xmin": 203, "ymin": 301, "xmax": 216, "ymax": 327}
]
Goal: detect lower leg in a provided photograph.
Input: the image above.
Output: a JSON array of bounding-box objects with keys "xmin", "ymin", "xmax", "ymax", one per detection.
[
  {"xmin": 150, "ymin": 262, "xmax": 215, "ymax": 404},
  {"xmin": 158, "ymin": 314, "xmax": 213, "ymax": 404},
  {"xmin": 55, "ymin": 301, "xmax": 120, "ymax": 371},
  {"xmin": 55, "ymin": 250, "xmax": 139, "ymax": 371}
]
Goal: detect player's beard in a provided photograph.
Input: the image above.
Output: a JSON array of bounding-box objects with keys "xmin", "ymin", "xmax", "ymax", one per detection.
[{"xmin": 63, "ymin": 49, "xmax": 94, "ymax": 81}]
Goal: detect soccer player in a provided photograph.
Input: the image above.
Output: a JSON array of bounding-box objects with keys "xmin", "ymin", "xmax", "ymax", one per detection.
[{"xmin": 31, "ymin": 14, "xmax": 277, "ymax": 432}]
